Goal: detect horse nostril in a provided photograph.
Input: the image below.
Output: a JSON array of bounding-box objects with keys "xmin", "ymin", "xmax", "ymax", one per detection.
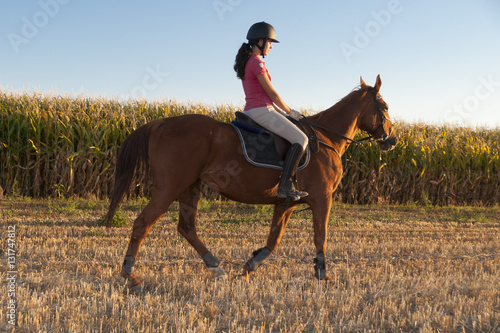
[
  {"xmin": 379, "ymin": 136, "xmax": 397, "ymax": 151},
  {"xmin": 385, "ymin": 136, "xmax": 397, "ymax": 145}
]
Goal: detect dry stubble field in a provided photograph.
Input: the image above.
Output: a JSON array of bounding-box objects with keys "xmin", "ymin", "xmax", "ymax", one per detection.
[{"xmin": 1, "ymin": 197, "xmax": 499, "ymax": 332}]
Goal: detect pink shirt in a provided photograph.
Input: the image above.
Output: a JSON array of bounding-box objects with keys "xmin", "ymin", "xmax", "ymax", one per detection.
[{"xmin": 242, "ymin": 54, "xmax": 273, "ymax": 111}]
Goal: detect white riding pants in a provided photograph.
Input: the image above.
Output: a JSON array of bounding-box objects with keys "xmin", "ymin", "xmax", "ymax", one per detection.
[{"xmin": 244, "ymin": 106, "xmax": 308, "ymax": 149}]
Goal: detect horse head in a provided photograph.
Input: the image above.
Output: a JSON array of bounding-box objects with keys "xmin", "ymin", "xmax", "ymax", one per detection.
[{"xmin": 359, "ymin": 75, "xmax": 397, "ymax": 151}]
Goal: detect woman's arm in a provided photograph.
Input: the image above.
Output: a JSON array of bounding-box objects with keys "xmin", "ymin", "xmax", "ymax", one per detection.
[{"xmin": 257, "ymin": 73, "xmax": 291, "ymax": 113}]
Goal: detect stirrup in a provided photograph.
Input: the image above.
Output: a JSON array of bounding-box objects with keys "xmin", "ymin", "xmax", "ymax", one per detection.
[
  {"xmin": 277, "ymin": 179, "xmax": 308, "ymax": 201},
  {"xmin": 277, "ymin": 189, "xmax": 308, "ymax": 201}
]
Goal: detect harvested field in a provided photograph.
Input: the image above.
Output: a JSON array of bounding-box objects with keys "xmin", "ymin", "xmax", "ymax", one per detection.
[{"xmin": 1, "ymin": 198, "xmax": 499, "ymax": 332}]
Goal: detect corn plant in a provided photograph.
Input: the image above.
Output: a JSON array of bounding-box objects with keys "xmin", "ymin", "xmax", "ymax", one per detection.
[{"xmin": 1, "ymin": 91, "xmax": 498, "ymax": 205}]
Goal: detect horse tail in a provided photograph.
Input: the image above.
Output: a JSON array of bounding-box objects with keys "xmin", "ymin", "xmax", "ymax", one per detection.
[{"xmin": 106, "ymin": 121, "xmax": 155, "ymax": 227}]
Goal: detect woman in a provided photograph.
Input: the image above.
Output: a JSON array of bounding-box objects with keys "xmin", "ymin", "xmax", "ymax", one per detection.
[{"xmin": 234, "ymin": 21, "xmax": 309, "ymax": 201}]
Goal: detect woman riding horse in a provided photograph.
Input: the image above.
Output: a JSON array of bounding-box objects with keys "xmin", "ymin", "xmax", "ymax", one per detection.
[
  {"xmin": 107, "ymin": 71, "xmax": 397, "ymax": 289},
  {"xmin": 234, "ymin": 22, "xmax": 308, "ymax": 201}
]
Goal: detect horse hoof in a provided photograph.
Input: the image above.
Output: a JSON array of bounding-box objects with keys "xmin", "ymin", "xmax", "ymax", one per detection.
[
  {"xmin": 120, "ymin": 269, "xmax": 142, "ymax": 290},
  {"xmin": 239, "ymin": 264, "xmax": 253, "ymax": 280},
  {"xmin": 208, "ymin": 266, "xmax": 227, "ymax": 279}
]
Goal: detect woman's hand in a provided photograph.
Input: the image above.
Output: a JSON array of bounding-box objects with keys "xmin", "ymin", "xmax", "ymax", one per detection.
[{"xmin": 289, "ymin": 109, "xmax": 302, "ymax": 120}]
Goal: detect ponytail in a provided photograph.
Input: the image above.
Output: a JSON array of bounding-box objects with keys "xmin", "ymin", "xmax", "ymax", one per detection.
[{"xmin": 233, "ymin": 42, "xmax": 253, "ymax": 80}]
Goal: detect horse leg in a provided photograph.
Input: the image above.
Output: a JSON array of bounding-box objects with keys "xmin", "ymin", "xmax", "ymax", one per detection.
[
  {"xmin": 311, "ymin": 197, "xmax": 333, "ymax": 280},
  {"xmin": 242, "ymin": 204, "xmax": 294, "ymax": 277},
  {"xmin": 121, "ymin": 189, "xmax": 175, "ymax": 289},
  {"xmin": 177, "ymin": 181, "xmax": 226, "ymax": 278}
]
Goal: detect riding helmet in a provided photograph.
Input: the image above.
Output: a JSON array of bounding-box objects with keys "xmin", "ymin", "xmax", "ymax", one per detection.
[{"xmin": 246, "ymin": 22, "xmax": 280, "ymax": 43}]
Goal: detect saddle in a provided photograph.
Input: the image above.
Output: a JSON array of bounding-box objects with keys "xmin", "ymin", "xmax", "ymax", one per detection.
[{"xmin": 230, "ymin": 111, "xmax": 310, "ymax": 170}]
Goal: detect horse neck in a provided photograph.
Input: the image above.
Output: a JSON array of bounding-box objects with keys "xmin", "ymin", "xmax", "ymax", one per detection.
[{"xmin": 312, "ymin": 90, "xmax": 368, "ymax": 156}]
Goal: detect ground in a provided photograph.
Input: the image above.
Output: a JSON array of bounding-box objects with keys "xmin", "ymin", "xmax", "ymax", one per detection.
[{"xmin": 1, "ymin": 197, "xmax": 499, "ymax": 332}]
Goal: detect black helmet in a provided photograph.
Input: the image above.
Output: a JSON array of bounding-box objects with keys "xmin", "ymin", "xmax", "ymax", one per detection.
[{"xmin": 246, "ymin": 22, "xmax": 280, "ymax": 43}]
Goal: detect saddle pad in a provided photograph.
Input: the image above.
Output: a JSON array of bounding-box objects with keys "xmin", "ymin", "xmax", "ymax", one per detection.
[{"xmin": 231, "ymin": 121, "xmax": 310, "ymax": 170}]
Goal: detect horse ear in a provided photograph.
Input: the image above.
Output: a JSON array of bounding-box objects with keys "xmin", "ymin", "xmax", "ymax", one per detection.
[
  {"xmin": 360, "ymin": 76, "xmax": 367, "ymax": 87},
  {"xmin": 374, "ymin": 74, "xmax": 382, "ymax": 93}
]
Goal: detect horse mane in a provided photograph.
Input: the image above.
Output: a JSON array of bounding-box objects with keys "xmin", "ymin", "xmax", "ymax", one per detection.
[{"xmin": 307, "ymin": 85, "xmax": 371, "ymax": 122}]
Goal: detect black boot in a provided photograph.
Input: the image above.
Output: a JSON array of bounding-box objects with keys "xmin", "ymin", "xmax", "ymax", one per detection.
[{"xmin": 277, "ymin": 143, "xmax": 308, "ymax": 200}]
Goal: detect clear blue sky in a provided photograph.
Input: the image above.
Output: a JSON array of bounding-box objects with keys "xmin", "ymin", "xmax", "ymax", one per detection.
[{"xmin": 1, "ymin": 0, "xmax": 500, "ymax": 128}]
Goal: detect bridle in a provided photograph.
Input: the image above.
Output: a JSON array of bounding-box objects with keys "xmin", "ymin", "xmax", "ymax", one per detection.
[
  {"xmin": 298, "ymin": 88, "xmax": 393, "ymax": 175},
  {"xmin": 281, "ymin": 88, "xmax": 393, "ymax": 211},
  {"xmin": 369, "ymin": 89, "xmax": 393, "ymax": 142}
]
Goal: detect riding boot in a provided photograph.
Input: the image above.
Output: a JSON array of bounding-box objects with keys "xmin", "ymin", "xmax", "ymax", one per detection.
[{"xmin": 277, "ymin": 143, "xmax": 308, "ymax": 200}]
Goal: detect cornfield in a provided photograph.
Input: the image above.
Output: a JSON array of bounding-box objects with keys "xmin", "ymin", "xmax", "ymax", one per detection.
[{"xmin": 1, "ymin": 90, "xmax": 499, "ymax": 205}]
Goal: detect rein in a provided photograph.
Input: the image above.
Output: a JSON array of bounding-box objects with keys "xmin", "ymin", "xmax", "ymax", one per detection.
[
  {"xmin": 298, "ymin": 88, "xmax": 393, "ymax": 177},
  {"xmin": 284, "ymin": 116, "xmax": 378, "ymax": 212},
  {"xmin": 299, "ymin": 117, "xmax": 375, "ymax": 177},
  {"xmin": 281, "ymin": 87, "xmax": 393, "ymax": 212}
]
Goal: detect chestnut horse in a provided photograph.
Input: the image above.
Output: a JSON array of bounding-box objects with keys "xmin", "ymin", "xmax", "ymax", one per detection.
[{"xmin": 107, "ymin": 75, "xmax": 397, "ymax": 289}]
